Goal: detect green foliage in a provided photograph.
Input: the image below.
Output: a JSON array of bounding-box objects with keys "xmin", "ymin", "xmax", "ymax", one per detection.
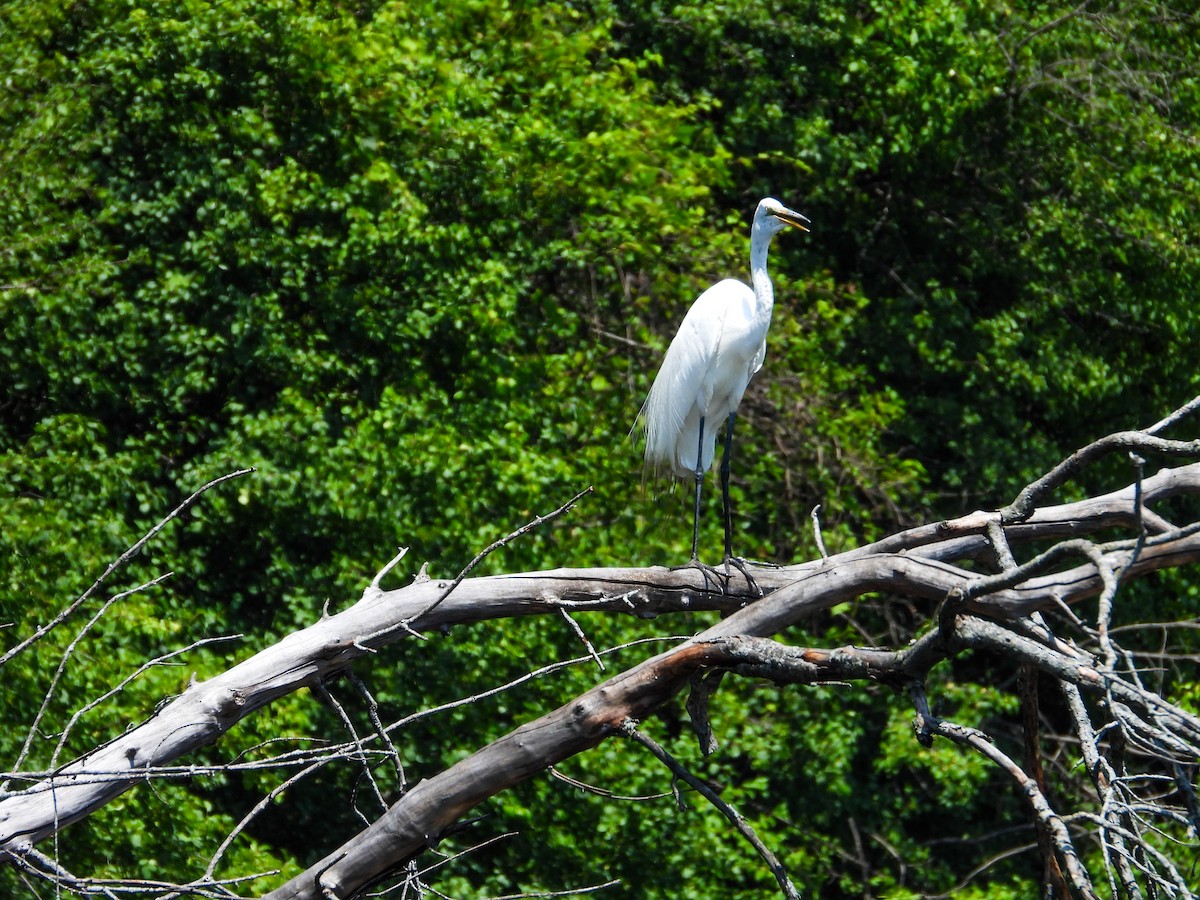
[
  {"xmin": 605, "ymin": 0, "xmax": 1200, "ymax": 503},
  {"xmin": 1, "ymin": 0, "xmax": 1197, "ymax": 896}
]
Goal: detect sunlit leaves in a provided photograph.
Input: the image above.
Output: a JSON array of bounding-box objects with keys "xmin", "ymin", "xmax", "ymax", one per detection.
[{"xmin": 2, "ymin": 0, "xmax": 1197, "ymax": 896}]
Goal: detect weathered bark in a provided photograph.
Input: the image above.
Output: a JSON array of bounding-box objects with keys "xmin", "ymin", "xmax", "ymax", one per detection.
[
  {"xmin": 262, "ymin": 517, "xmax": 1200, "ymax": 898},
  {"xmin": 4, "ymin": 456, "xmax": 1200, "ymax": 897},
  {"xmin": 0, "ymin": 564, "xmax": 746, "ymax": 857}
]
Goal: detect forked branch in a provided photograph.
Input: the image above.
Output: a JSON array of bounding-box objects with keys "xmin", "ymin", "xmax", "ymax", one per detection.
[{"xmin": 3, "ymin": 402, "xmax": 1200, "ymax": 900}]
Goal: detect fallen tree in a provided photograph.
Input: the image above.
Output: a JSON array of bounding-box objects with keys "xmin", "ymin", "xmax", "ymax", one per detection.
[{"xmin": 3, "ymin": 398, "xmax": 1200, "ymax": 898}]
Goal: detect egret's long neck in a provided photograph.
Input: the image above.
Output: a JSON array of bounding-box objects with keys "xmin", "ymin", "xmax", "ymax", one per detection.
[{"xmin": 748, "ymin": 225, "xmax": 775, "ymax": 325}]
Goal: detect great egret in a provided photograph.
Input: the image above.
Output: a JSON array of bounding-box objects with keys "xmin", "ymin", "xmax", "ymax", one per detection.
[{"xmin": 639, "ymin": 197, "xmax": 810, "ymax": 573}]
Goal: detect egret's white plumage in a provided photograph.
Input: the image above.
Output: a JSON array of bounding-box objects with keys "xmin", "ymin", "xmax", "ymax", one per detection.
[
  {"xmin": 641, "ymin": 274, "xmax": 768, "ymax": 479},
  {"xmin": 639, "ymin": 197, "xmax": 809, "ymax": 562}
]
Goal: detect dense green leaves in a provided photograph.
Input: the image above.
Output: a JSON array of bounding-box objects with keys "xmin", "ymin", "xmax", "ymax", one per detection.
[
  {"xmin": 614, "ymin": 0, "xmax": 1200, "ymax": 501},
  {"xmin": 1, "ymin": 0, "xmax": 1197, "ymax": 896}
]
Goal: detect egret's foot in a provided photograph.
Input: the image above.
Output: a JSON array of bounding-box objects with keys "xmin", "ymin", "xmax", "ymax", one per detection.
[
  {"xmin": 670, "ymin": 556, "xmax": 728, "ymax": 595},
  {"xmin": 723, "ymin": 556, "xmax": 765, "ymax": 598}
]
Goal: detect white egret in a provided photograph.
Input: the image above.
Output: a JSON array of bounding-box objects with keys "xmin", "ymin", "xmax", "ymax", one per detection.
[{"xmin": 639, "ymin": 197, "xmax": 810, "ymax": 573}]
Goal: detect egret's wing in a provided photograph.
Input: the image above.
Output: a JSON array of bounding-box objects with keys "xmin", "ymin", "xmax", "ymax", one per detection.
[
  {"xmin": 749, "ymin": 336, "xmax": 768, "ymax": 376},
  {"xmin": 639, "ymin": 280, "xmax": 747, "ymax": 478},
  {"xmin": 706, "ymin": 280, "xmax": 762, "ymax": 386}
]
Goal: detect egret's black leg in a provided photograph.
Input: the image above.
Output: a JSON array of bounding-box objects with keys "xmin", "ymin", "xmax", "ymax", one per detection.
[
  {"xmin": 720, "ymin": 411, "xmax": 737, "ymax": 561},
  {"xmin": 691, "ymin": 416, "xmax": 705, "ymax": 560},
  {"xmin": 667, "ymin": 415, "xmax": 724, "ymax": 594},
  {"xmin": 719, "ymin": 411, "xmax": 762, "ymax": 597}
]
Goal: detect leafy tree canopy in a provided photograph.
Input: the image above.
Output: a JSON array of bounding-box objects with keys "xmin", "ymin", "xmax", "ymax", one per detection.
[{"xmin": 1, "ymin": 0, "xmax": 1196, "ymax": 896}]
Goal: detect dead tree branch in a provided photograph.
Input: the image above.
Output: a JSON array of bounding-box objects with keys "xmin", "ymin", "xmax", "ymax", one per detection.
[
  {"xmin": 620, "ymin": 719, "xmax": 801, "ymax": 900},
  {"xmin": 3, "ymin": 408, "xmax": 1200, "ymax": 899}
]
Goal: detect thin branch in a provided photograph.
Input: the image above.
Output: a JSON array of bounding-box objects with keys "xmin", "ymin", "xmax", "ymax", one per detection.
[
  {"xmin": 0, "ymin": 469, "xmax": 254, "ymax": 669},
  {"xmin": 556, "ymin": 608, "xmax": 604, "ymax": 671},
  {"xmin": 348, "ymin": 672, "xmax": 405, "ymax": 790},
  {"xmin": 909, "ymin": 685, "xmax": 1098, "ymax": 900},
  {"xmin": 421, "ymin": 486, "xmax": 593, "ymax": 617},
  {"xmin": 42, "ymin": 632, "xmax": 243, "ymax": 803},
  {"xmin": 546, "ymin": 766, "xmax": 670, "ymax": 802},
  {"xmin": 1010, "ymin": 0, "xmax": 1095, "ymax": 59},
  {"xmin": 1002, "ymin": 433, "xmax": 1200, "ymax": 524},
  {"xmin": 958, "ymin": 618, "xmax": 1200, "ymax": 753},
  {"xmin": 365, "ymin": 486, "xmax": 593, "ymax": 643},
  {"xmin": 6, "ymin": 573, "xmax": 175, "ymax": 792},
  {"xmin": 810, "ymin": 504, "xmax": 829, "ymax": 560},
  {"xmin": 619, "ymin": 719, "xmax": 800, "ymax": 900},
  {"xmin": 1059, "ymin": 681, "xmax": 1142, "ymax": 897},
  {"xmin": 196, "ymin": 760, "xmax": 327, "ymax": 891},
  {"xmin": 1071, "ymin": 812, "xmax": 1197, "ymax": 898},
  {"xmin": 311, "ymin": 682, "xmax": 387, "ymax": 819},
  {"xmin": 1144, "ymin": 394, "xmax": 1200, "ymax": 436},
  {"xmin": 368, "ymin": 547, "xmax": 409, "ymax": 594},
  {"xmin": 11, "ymin": 844, "xmax": 270, "ymax": 898}
]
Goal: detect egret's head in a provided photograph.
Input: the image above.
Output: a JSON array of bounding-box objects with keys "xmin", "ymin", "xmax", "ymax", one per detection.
[{"xmin": 756, "ymin": 197, "xmax": 810, "ymax": 236}]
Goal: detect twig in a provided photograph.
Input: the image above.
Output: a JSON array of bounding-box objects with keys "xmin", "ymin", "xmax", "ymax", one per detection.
[
  {"xmin": 556, "ymin": 608, "xmax": 604, "ymax": 671},
  {"xmin": 957, "ymin": 618, "xmax": 1200, "ymax": 750},
  {"xmin": 51, "ymin": 633, "xmax": 243, "ymax": 771},
  {"xmin": 948, "ymin": 532, "xmax": 1143, "ymax": 613},
  {"xmin": 619, "ymin": 718, "xmax": 801, "ymax": 900},
  {"xmin": 312, "ymin": 682, "xmax": 387, "ymax": 819},
  {"xmin": 7, "ymin": 573, "xmax": 175, "ymax": 790},
  {"xmin": 15, "ymin": 843, "xmax": 268, "ymax": 898},
  {"xmin": 366, "ymin": 487, "xmax": 593, "ymax": 642},
  {"xmin": 1080, "ymin": 752, "xmax": 1147, "ymax": 900},
  {"xmin": 909, "ymin": 685, "xmax": 1098, "ymax": 900},
  {"xmin": 197, "ymin": 760, "xmax": 327, "ymax": 892},
  {"xmin": 379, "ymin": 638, "xmax": 682, "ymax": 736},
  {"xmin": 547, "ymin": 766, "xmax": 670, "ymax": 802},
  {"xmin": 1002, "ymin": 433, "xmax": 1200, "ymax": 524},
  {"xmin": 368, "ymin": 547, "xmax": 409, "ymax": 595},
  {"xmin": 811, "ymin": 504, "xmax": 829, "ymax": 560},
  {"xmin": 349, "ymin": 671, "xmax": 406, "ymax": 791},
  {"xmin": 921, "ymin": 840, "xmax": 1041, "ymax": 899},
  {"xmin": 422, "ymin": 486, "xmax": 592, "ymax": 616},
  {"xmin": 1144, "ymin": 394, "xmax": 1200, "ymax": 436},
  {"xmin": 13, "ymin": 847, "xmax": 119, "ymax": 900},
  {"xmin": 469, "ymin": 880, "xmax": 621, "ymax": 899},
  {"xmin": 1071, "ymin": 811, "xmax": 1197, "ymax": 898},
  {"xmin": 406, "ymin": 829, "xmax": 518, "ymax": 883},
  {"xmin": 1009, "ymin": 0, "xmax": 1095, "ymax": 59},
  {"xmin": 0, "ymin": 468, "xmax": 254, "ymax": 669}
]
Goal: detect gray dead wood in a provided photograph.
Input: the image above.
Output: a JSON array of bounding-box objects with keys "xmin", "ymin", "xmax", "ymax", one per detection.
[
  {"xmin": 266, "ymin": 524, "xmax": 1200, "ymax": 898},
  {"xmin": 2, "ymin": 464, "xmax": 1200, "ymax": 892}
]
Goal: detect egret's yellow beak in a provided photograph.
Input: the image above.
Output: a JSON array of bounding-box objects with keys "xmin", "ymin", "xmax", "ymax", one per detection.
[{"xmin": 774, "ymin": 209, "xmax": 811, "ymax": 232}]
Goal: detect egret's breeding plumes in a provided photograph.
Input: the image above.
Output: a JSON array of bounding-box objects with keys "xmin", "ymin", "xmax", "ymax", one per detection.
[{"xmin": 639, "ymin": 197, "xmax": 810, "ymax": 570}]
